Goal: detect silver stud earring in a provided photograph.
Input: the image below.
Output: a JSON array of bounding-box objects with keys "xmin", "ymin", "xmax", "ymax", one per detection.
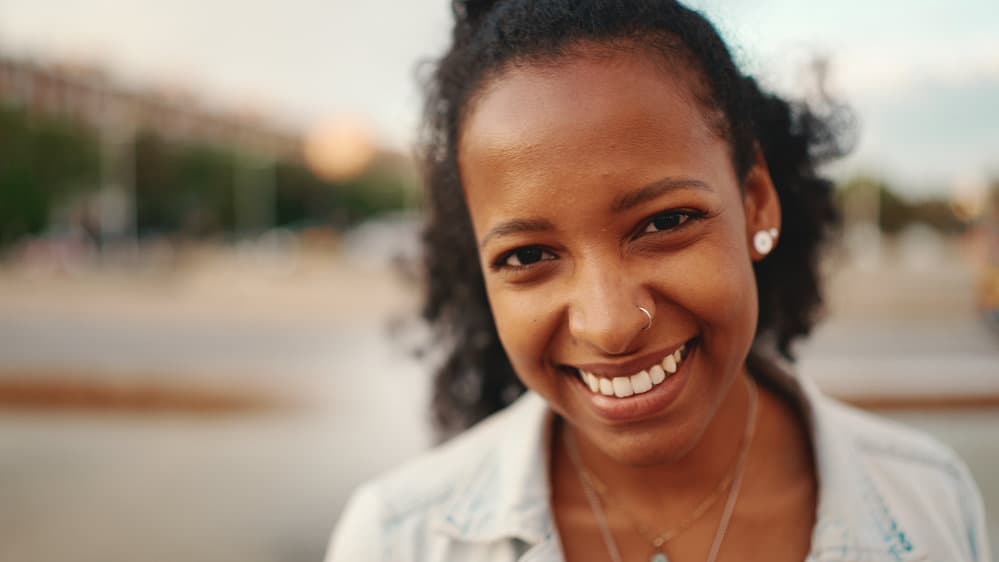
[{"xmin": 753, "ymin": 228, "xmax": 778, "ymax": 255}]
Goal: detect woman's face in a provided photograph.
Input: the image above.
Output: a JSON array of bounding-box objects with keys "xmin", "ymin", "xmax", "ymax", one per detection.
[{"xmin": 458, "ymin": 46, "xmax": 779, "ymax": 466}]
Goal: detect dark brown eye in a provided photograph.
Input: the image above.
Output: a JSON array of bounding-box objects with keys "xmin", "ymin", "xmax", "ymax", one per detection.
[
  {"xmin": 507, "ymin": 247, "xmax": 544, "ymax": 266},
  {"xmin": 644, "ymin": 211, "xmax": 691, "ymax": 233},
  {"xmin": 494, "ymin": 246, "xmax": 555, "ymax": 269}
]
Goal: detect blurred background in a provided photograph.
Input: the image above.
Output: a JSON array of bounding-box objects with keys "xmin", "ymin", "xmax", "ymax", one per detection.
[{"xmin": 0, "ymin": 1, "xmax": 996, "ymax": 561}]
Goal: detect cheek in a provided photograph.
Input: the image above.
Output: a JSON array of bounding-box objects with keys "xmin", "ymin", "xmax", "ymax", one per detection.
[
  {"xmin": 485, "ymin": 284, "xmax": 560, "ymax": 383},
  {"xmin": 660, "ymin": 236, "xmax": 758, "ymax": 346}
]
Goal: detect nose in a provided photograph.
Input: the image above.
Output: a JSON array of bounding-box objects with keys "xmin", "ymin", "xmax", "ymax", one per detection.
[{"xmin": 566, "ymin": 260, "xmax": 651, "ymax": 355}]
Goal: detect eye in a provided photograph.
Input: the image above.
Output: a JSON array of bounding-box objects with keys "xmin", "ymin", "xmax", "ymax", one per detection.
[
  {"xmin": 642, "ymin": 210, "xmax": 700, "ymax": 234},
  {"xmin": 494, "ymin": 246, "xmax": 555, "ymax": 269}
]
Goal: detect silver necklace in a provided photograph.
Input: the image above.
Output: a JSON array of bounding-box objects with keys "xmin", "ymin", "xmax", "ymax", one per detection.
[{"xmin": 565, "ymin": 378, "xmax": 759, "ymax": 562}]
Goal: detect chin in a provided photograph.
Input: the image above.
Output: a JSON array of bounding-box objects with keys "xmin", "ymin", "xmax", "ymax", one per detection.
[{"xmin": 591, "ymin": 417, "xmax": 707, "ymax": 467}]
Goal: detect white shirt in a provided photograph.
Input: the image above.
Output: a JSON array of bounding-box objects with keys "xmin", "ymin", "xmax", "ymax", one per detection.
[{"xmin": 326, "ymin": 355, "xmax": 991, "ymax": 562}]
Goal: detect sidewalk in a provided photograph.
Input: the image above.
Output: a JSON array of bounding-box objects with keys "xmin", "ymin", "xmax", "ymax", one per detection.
[
  {"xmin": 799, "ymin": 253, "xmax": 999, "ymax": 406},
  {"xmin": 0, "ymin": 247, "xmax": 419, "ymax": 409}
]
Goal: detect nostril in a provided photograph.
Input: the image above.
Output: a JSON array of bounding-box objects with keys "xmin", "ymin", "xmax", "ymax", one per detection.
[{"xmin": 567, "ymin": 305, "xmax": 651, "ymax": 356}]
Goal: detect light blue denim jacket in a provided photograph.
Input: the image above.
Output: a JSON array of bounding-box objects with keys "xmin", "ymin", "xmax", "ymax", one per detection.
[{"xmin": 326, "ymin": 357, "xmax": 991, "ymax": 562}]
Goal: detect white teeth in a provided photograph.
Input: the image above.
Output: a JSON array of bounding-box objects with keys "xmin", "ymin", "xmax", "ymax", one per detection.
[
  {"xmin": 579, "ymin": 343, "xmax": 690, "ymax": 398},
  {"xmin": 663, "ymin": 354, "xmax": 677, "ymax": 374},
  {"xmin": 649, "ymin": 364, "xmax": 666, "ymax": 384},
  {"xmin": 612, "ymin": 377, "xmax": 634, "ymax": 397},
  {"xmin": 631, "ymin": 371, "xmax": 653, "ymax": 394},
  {"xmin": 599, "ymin": 378, "xmax": 614, "ymax": 396}
]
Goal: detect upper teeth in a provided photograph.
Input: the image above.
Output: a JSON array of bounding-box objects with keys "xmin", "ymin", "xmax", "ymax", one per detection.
[{"xmin": 579, "ymin": 344, "xmax": 687, "ymax": 398}]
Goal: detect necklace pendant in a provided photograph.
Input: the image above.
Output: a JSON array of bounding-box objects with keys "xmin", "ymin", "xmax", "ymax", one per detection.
[{"xmin": 650, "ymin": 552, "xmax": 669, "ymax": 562}]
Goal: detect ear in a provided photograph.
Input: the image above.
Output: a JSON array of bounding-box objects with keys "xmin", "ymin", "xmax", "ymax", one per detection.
[{"xmin": 742, "ymin": 145, "xmax": 782, "ymax": 261}]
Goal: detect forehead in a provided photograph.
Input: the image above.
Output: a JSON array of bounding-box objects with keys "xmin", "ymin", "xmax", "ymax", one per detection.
[
  {"xmin": 461, "ymin": 47, "xmax": 714, "ymax": 161},
  {"xmin": 458, "ymin": 47, "xmax": 733, "ymax": 228}
]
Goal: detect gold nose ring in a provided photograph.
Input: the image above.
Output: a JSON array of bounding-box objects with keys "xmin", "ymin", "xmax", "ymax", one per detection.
[{"xmin": 637, "ymin": 306, "xmax": 653, "ymax": 331}]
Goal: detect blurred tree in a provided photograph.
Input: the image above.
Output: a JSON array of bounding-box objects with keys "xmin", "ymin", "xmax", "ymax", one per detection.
[
  {"xmin": 173, "ymin": 143, "xmax": 236, "ymax": 237},
  {"xmin": 332, "ymin": 168, "xmax": 413, "ymax": 225},
  {"xmin": 1, "ymin": 105, "xmax": 420, "ymax": 250},
  {"xmin": 0, "ymin": 107, "xmax": 44, "ymax": 245},
  {"xmin": 838, "ymin": 174, "xmax": 965, "ymax": 235},
  {"xmin": 133, "ymin": 131, "xmax": 173, "ymax": 236},
  {"xmin": 135, "ymin": 132, "xmax": 236, "ymax": 239},
  {"xmin": 876, "ymin": 181, "xmax": 911, "ymax": 235},
  {"xmin": 0, "ymin": 105, "xmax": 100, "ymax": 248},
  {"xmin": 273, "ymin": 161, "xmax": 337, "ymax": 229},
  {"xmin": 909, "ymin": 199, "xmax": 965, "ymax": 234},
  {"xmin": 273, "ymin": 162, "xmax": 418, "ymax": 231}
]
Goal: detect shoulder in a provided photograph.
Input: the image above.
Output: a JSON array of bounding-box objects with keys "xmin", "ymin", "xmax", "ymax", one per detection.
[
  {"xmin": 325, "ymin": 393, "xmax": 549, "ymax": 562},
  {"xmin": 813, "ymin": 395, "xmax": 990, "ymax": 561},
  {"xmin": 821, "ymin": 396, "xmax": 966, "ymax": 477}
]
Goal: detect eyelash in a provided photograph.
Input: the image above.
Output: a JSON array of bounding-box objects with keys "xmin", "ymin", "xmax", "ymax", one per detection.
[
  {"xmin": 637, "ymin": 209, "xmax": 704, "ymax": 236},
  {"xmin": 490, "ymin": 209, "xmax": 705, "ymax": 272},
  {"xmin": 491, "ymin": 246, "xmax": 555, "ymax": 271}
]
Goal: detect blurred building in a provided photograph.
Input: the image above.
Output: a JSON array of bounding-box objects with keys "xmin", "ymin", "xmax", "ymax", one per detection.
[
  {"xmin": 0, "ymin": 53, "xmax": 299, "ymax": 160},
  {"xmin": 0, "ymin": 52, "xmax": 420, "ymax": 252}
]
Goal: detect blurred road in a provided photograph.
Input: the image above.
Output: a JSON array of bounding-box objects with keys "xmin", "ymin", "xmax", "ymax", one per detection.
[
  {"xmin": 0, "ymin": 250, "xmax": 433, "ymax": 562},
  {"xmin": 798, "ymin": 253, "xmax": 999, "ymax": 404},
  {"xmin": 0, "ymin": 243, "xmax": 996, "ymax": 562}
]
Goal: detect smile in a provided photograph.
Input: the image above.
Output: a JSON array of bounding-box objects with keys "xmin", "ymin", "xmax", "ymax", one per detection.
[{"xmin": 577, "ymin": 343, "xmax": 689, "ymax": 398}]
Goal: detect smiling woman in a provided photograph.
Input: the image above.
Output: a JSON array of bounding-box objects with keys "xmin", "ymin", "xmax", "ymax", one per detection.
[{"xmin": 326, "ymin": 2, "xmax": 991, "ymax": 562}]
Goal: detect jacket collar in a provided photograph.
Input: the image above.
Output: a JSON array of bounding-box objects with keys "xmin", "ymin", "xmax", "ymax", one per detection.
[
  {"xmin": 434, "ymin": 353, "xmax": 927, "ymax": 562},
  {"xmin": 432, "ymin": 391, "xmax": 556, "ymax": 546}
]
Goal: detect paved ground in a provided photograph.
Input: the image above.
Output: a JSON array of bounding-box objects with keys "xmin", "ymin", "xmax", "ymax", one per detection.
[
  {"xmin": 797, "ymin": 253, "xmax": 999, "ymax": 404},
  {"xmin": 0, "ymin": 244, "xmax": 996, "ymax": 562},
  {"xmin": 0, "ymin": 335, "xmax": 431, "ymax": 562}
]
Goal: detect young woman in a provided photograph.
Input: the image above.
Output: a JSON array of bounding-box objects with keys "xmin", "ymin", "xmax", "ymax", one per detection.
[{"xmin": 327, "ymin": 2, "xmax": 991, "ymax": 561}]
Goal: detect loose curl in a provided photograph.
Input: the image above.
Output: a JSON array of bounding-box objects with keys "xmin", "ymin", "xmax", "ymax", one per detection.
[{"xmin": 419, "ymin": 0, "xmax": 849, "ymax": 438}]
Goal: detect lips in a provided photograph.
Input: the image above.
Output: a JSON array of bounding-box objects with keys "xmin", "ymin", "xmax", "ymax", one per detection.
[
  {"xmin": 563, "ymin": 338, "xmax": 699, "ymax": 423},
  {"xmin": 576, "ymin": 342, "xmax": 689, "ymax": 397}
]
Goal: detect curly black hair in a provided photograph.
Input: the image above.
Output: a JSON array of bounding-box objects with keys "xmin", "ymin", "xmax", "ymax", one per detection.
[{"xmin": 419, "ymin": 0, "xmax": 849, "ymax": 438}]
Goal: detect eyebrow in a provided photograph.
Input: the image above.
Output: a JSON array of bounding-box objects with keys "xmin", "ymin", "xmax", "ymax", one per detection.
[
  {"xmin": 479, "ymin": 217, "xmax": 555, "ymax": 249},
  {"xmin": 478, "ymin": 177, "xmax": 712, "ymax": 248},
  {"xmin": 610, "ymin": 177, "xmax": 712, "ymax": 213}
]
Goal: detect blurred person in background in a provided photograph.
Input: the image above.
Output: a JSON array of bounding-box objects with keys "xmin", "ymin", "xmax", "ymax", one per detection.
[{"xmin": 327, "ymin": 1, "xmax": 991, "ymax": 561}]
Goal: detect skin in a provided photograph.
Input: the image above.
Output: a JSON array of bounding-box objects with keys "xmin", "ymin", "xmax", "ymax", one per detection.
[{"xmin": 459, "ymin": 43, "xmax": 815, "ymax": 561}]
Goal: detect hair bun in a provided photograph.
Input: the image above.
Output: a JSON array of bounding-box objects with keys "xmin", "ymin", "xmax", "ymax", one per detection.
[{"xmin": 452, "ymin": 0, "xmax": 499, "ymax": 27}]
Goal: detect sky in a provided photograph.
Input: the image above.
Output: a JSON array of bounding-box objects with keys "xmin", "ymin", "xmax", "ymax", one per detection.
[{"xmin": 1, "ymin": 0, "xmax": 997, "ymax": 197}]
